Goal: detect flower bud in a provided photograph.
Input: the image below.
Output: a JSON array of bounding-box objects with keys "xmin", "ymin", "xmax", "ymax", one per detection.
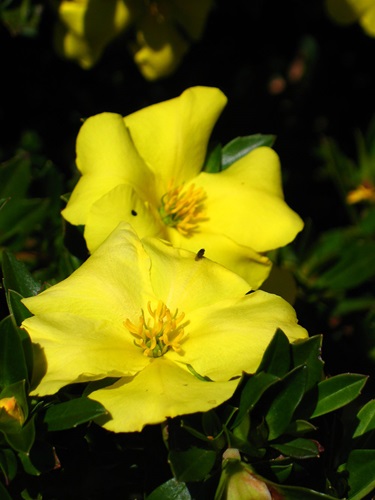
[{"xmin": 0, "ymin": 396, "xmax": 25, "ymax": 426}]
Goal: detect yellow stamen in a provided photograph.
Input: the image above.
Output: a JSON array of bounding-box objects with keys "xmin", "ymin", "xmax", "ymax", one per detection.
[
  {"xmin": 159, "ymin": 181, "xmax": 206, "ymax": 236},
  {"xmin": 124, "ymin": 300, "xmax": 188, "ymax": 358}
]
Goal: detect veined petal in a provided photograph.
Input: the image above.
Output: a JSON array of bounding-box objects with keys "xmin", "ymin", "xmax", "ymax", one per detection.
[
  {"xmin": 167, "ymin": 290, "xmax": 307, "ymax": 381},
  {"xmin": 24, "ymin": 313, "xmax": 151, "ymax": 396},
  {"xmin": 141, "ymin": 236, "xmax": 251, "ymax": 313},
  {"xmin": 22, "ymin": 223, "xmax": 155, "ymax": 324},
  {"xmin": 124, "ymin": 87, "xmax": 227, "ymax": 196},
  {"xmin": 84, "ymin": 184, "xmax": 165, "ymax": 253},
  {"xmin": 195, "ymin": 147, "xmax": 304, "ymax": 252},
  {"xmin": 168, "ymin": 229, "xmax": 272, "ymax": 290},
  {"xmin": 89, "ymin": 358, "xmax": 239, "ymax": 432}
]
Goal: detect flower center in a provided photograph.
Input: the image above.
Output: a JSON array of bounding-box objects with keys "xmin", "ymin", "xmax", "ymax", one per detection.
[
  {"xmin": 159, "ymin": 182, "xmax": 206, "ymax": 236},
  {"xmin": 124, "ymin": 300, "xmax": 188, "ymax": 358}
]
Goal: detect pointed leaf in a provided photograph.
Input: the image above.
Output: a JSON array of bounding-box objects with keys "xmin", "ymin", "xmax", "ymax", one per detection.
[
  {"xmin": 42, "ymin": 397, "xmax": 108, "ymax": 431},
  {"xmin": 221, "ymin": 134, "xmax": 275, "ymax": 169},
  {"xmin": 346, "ymin": 449, "xmax": 375, "ymax": 500},
  {"xmin": 146, "ymin": 478, "xmax": 191, "ymax": 500},
  {"xmin": 257, "ymin": 329, "xmax": 291, "ymax": 377},
  {"xmin": 2, "ymin": 251, "xmax": 41, "ymax": 298},
  {"xmin": 310, "ymin": 374, "xmax": 368, "ymax": 418},
  {"xmin": 169, "ymin": 447, "xmax": 217, "ymax": 482},
  {"xmin": 266, "ymin": 365, "xmax": 308, "ymax": 440},
  {"xmin": 352, "ymin": 399, "xmax": 375, "ymax": 449},
  {"xmin": 291, "ymin": 335, "xmax": 324, "ymax": 389},
  {"xmin": 0, "ymin": 316, "xmax": 28, "ymax": 390},
  {"xmin": 271, "ymin": 438, "xmax": 320, "ymax": 459},
  {"xmin": 203, "ymin": 143, "xmax": 222, "ymax": 173}
]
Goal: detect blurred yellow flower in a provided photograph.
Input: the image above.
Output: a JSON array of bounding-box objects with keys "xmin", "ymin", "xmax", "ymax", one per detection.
[
  {"xmin": 62, "ymin": 86, "xmax": 304, "ymax": 289},
  {"xmin": 21, "ymin": 223, "xmax": 307, "ymax": 433},
  {"xmin": 53, "ymin": 0, "xmax": 214, "ymax": 78},
  {"xmin": 325, "ymin": 0, "xmax": 375, "ymax": 36}
]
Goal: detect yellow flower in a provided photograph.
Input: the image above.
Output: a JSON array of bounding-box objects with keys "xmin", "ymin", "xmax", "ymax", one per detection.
[
  {"xmin": 0, "ymin": 397, "xmax": 25, "ymax": 426},
  {"xmin": 21, "ymin": 223, "xmax": 307, "ymax": 433},
  {"xmin": 53, "ymin": 0, "xmax": 135, "ymax": 69},
  {"xmin": 53, "ymin": 0, "xmax": 214, "ymax": 78},
  {"xmin": 325, "ymin": 0, "xmax": 375, "ymax": 37},
  {"xmin": 62, "ymin": 86, "xmax": 304, "ymax": 289}
]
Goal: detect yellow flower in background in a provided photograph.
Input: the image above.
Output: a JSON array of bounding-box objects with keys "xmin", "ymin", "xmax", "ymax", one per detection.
[
  {"xmin": 53, "ymin": 0, "xmax": 135, "ymax": 69},
  {"xmin": 53, "ymin": 0, "xmax": 214, "ymax": 78},
  {"xmin": 325, "ymin": 0, "xmax": 375, "ymax": 37},
  {"xmin": 21, "ymin": 223, "xmax": 307, "ymax": 433},
  {"xmin": 62, "ymin": 86, "xmax": 304, "ymax": 289}
]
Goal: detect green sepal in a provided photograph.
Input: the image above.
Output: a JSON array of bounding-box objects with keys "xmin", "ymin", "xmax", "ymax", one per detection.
[{"xmin": 2, "ymin": 416, "xmax": 35, "ymax": 454}]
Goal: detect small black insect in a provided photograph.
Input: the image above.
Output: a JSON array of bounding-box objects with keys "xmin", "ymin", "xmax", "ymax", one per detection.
[
  {"xmin": 131, "ymin": 210, "xmax": 138, "ymax": 216},
  {"xmin": 195, "ymin": 248, "xmax": 205, "ymax": 261}
]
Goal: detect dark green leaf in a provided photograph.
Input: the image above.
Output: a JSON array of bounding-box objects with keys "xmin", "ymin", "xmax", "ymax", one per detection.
[
  {"xmin": 270, "ymin": 482, "xmax": 341, "ymax": 499},
  {"xmin": 266, "ymin": 365, "xmax": 308, "ymax": 440},
  {"xmin": 0, "ymin": 448, "xmax": 17, "ymax": 483},
  {"xmin": 310, "ymin": 374, "xmax": 368, "ymax": 418},
  {"xmin": 2, "ymin": 251, "xmax": 41, "ymax": 298},
  {"xmin": 257, "ymin": 329, "xmax": 291, "ymax": 377},
  {"xmin": 3, "ymin": 416, "xmax": 35, "ymax": 454},
  {"xmin": 203, "ymin": 143, "xmax": 222, "ymax": 173},
  {"xmin": 232, "ymin": 371, "xmax": 279, "ymax": 429},
  {"xmin": 146, "ymin": 478, "xmax": 191, "ymax": 500},
  {"xmin": 346, "ymin": 449, "xmax": 375, "ymax": 500},
  {"xmin": 0, "ymin": 481, "xmax": 13, "ymax": 500},
  {"xmin": 352, "ymin": 399, "xmax": 375, "ymax": 449},
  {"xmin": 169, "ymin": 447, "xmax": 217, "ymax": 482},
  {"xmin": 284, "ymin": 419, "xmax": 317, "ymax": 436},
  {"xmin": 269, "ymin": 463, "xmax": 293, "ymax": 482},
  {"xmin": 291, "ymin": 335, "xmax": 324, "ymax": 390},
  {"xmin": 0, "ymin": 154, "xmax": 31, "ymax": 199},
  {"xmin": 271, "ymin": 438, "xmax": 320, "ymax": 459},
  {"xmin": 7, "ymin": 290, "xmax": 33, "ymax": 327},
  {"xmin": 0, "ymin": 316, "xmax": 28, "ymax": 390},
  {"xmin": 221, "ymin": 134, "xmax": 275, "ymax": 169},
  {"xmin": 42, "ymin": 397, "xmax": 108, "ymax": 431}
]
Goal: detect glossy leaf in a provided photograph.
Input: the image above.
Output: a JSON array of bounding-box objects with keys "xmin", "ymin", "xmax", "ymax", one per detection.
[
  {"xmin": 0, "ymin": 316, "xmax": 28, "ymax": 391},
  {"xmin": 310, "ymin": 374, "xmax": 367, "ymax": 418},
  {"xmin": 284, "ymin": 419, "xmax": 317, "ymax": 437},
  {"xmin": 169, "ymin": 447, "xmax": 217, "ymax": 482},
  {"xmin": 257, "ymin": 329, "xmax": 291, "ymax": 377},
  {"xmin": 221, "ymin": 134, "xmax": 275, "ymax": 169},
  {"xmin": 291, "ymin": 335, "xmax": 324, "ymax": 390},
  {"xmin": 42, "ymin": 397, "xmax": 108, "ymax": 431},
  {"xmin": 271, "ymin": 437, "xmax": 320, "ymax": 459},
  {"xmin": 2, "ymin": 251, "xmax": 41, "ymax": 298},
  {"xmin": 352, "ymin": 399, "xmax": 375, "ymax": 449},
  {"xmin": 232, "ymin": 371, "xmax": 279, "ymax": 429},
  {"xmin": 346, "ymin": 449, "xmax": 375, "ymax": 500},
  {"xmin": 146, "ymin": 478, "xmax": 191, "ymax": 500},
  {"xmin": 266, "ymin": 365, "xmax": 308, "ymax": 440},
  {"xmin": 203, "ymin": 143, "xmax": 222, "ymax": 173}
]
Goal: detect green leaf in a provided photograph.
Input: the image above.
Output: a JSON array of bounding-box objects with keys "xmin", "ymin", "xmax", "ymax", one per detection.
[
  {"xmin": 203, "ymin": 143, "xmax": 222, "ymax": 173},
  {"xmin": 265, "ymin": 365, "xmax": 308, "ymax": 440},
  {"xmin": 346, "ymin": 449, "xmax": 375, "ymax": 500},
  {"xmin": 352, "ymin": 399, "xmax": 375, "ymax": 449},
  {"xmin": 271, "ymin": 438, "xmax": 320, "ymax": 459},
  {"xmin": 257, "ymin": 329, "xmax": 291, "ymax": 377},
  {"xmin": 291, "ymin": 335, "xmax": 324, "ymax": 390},
  {"xmin": 0, "ymin": 316, "xmax": 28, "ymax": 390},
  {"xmin": 0, "ymin": 448, "xmax": 17, "ymax": 483},
  {"xmin": 2, "ymin": 251, "xmax": 41, "ymax": 298},
  {"xmin": 3, "ymin": 416, "xmax": 35, "ymax": 454},
  {"xmin": 221, "ymin": 134, "xmax": 275, "ymax": 169},
  {"xmin": 284, "ymin": 419, "xmax": 317, "ymax": 436},
  {"xmin": 310, "ymin": 374, "xmax": 368, "ymax": 418},
  {"xmin": 42, "ymin": 397, "xmax": 108, "ymax": 431},
  {"xmin": 146, "ymin": 478, "xmax": 191, "ymax": 500},
  {"xmin": 0, "ymin": 154, "xmax": 31, "ymax": 199},
  {"xmin": 270, "ymin": 482, "xmax": 341, "ymax": 499},
  {"xmin": 0, "ymin": 481, "xmax": 13, "ymax": 500},
  {"xmin": 169, "ymin": 447, "xmax": 217, "ymax": 482},
  {"xmin": 232, "ymin": 371, "xmax": 280, "ymax": 429}
]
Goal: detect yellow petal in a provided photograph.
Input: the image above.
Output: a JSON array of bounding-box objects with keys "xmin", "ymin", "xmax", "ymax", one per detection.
[
  {"xmin": 325, "ymin": 0, "xmax": 372, "ymax": 24},
  {"xmin": 360, "ymin": 5, "xmax": 375, "ymax": 35},
  {"xmin": 195, "ymin": 147, "xmax": 304, "ymax": 252},
  {"xmin": 132, "ymin": 12, "xmax": 190, "ymax": 80},
  {"xmin": 84, "ymin": 184, "xmax": 165, "ymax": 253},
  {"xmin": 22, "ymin": 224, "xmax": 154, "ymax": 321},
  {"xmin": 90, "ymin": 358, "xmax": 239, "ymax": 432},
  {"xmin": 23, "ymin": 313, "xmax": 150, "ymax": 396},
  {"xmin": 168, "ymin": 229, "xmax": 272, "ymax": 290},
  {"xmin": 141, "ymin": 236, "xmax": 251, "ymax": 313},
  {"xmin": 62, "ymin": 113, "xmax": 154, "ymax": 225},
  {"xmin": 167, "ymin": 290, "xmax": 307, "ymax": 381},
  {"xmin": 124, "ymin": 87, "xmax": 227, "ymax": 196}
]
